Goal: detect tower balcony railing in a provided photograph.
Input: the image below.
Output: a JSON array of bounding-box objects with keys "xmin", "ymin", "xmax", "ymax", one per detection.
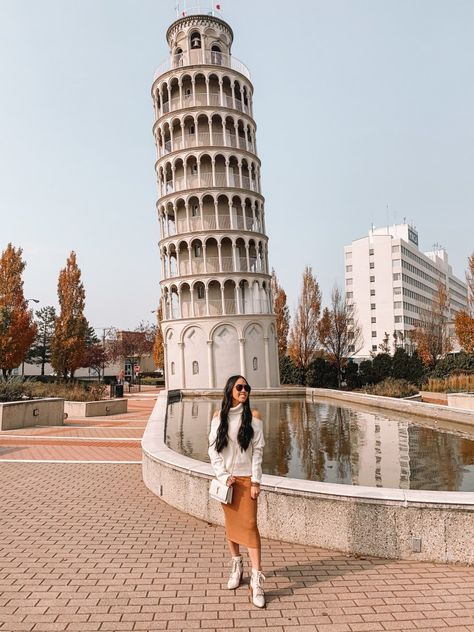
[
  {"xmin": 172, "ymin": 214, "xmax": 261, "ymax": 234},
  {"xmin": 159, "ymin": 91, "xmax": 248, "ymax": 116},
  {"xmin": 158, "ymin": 131, "xmax": 256, "ymax": 157},
  {"xmin": 173, "ymin": 256, "xmax": 263, "ymax": 276},
  {"xmin": 154, "ymin": 51, "xmax": 251, "ymax": 82},
  {"xmin": 162, "ymin": 172, "xmax": 258, "ymax": 195}
]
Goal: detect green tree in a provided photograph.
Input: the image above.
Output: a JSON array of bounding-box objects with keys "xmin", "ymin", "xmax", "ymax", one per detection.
[{"xmin": 27, "ymin": 306, "xmax": 56, "ymax": 375}]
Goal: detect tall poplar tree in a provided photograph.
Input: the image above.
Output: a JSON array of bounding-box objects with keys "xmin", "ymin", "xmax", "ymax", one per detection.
[
  {"xmin": 153, "ymin": 306, "xmax": 165, "ymax": 371},
  {"xmin": 51, "ymin": 252, "xmax": 88, "ymax": 380},
  {"xmin": 410, "ymin": 281, "xmax": 452, "ymax": 368},
  {"xmin": 271, "ymin": 269, "xmax": 290, "ymax": 358},
  {"xmin": 288, "ymin": 266, "xmax": 321, "ymax": 374},
  {"xmin": 0, "ymin": 244, "xmax": 37, "ymax": 377}
]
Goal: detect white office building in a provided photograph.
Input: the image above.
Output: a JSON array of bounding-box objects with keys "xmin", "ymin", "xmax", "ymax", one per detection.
[{"xmin": 344, "ymin": 223, "xmax": 468, "ymax": 359}]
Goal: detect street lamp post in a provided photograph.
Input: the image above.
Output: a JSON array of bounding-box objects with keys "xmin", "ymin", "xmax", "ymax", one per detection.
[{"xmin": 22, "ymin": 298, "xmax": 40, "ymax": 377}]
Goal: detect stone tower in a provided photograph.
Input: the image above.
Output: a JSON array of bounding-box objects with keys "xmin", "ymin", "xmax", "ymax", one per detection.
[{"xmin": 152, "ymin": 6, "xmax": 279, "ymax": 389}]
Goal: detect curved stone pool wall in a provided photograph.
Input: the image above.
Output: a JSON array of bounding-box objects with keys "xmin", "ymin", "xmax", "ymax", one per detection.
[{"xmin": 142, "ymin": 390, "xmax": 474, "ymax": 565}]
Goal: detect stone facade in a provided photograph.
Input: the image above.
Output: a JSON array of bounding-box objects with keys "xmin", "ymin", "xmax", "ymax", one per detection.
[{"xmin": 152, "ymin": 10, "xmax": 279, "ymax": 388}]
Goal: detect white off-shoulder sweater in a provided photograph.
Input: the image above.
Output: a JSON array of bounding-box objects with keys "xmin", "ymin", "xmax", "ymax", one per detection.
[{"xmin": 208, "ymin": 403, "xmax": 265, "ymax": 486}]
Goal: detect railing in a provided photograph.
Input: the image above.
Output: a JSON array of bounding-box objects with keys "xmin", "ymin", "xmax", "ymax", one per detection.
[
  {"xmin": 158, "ymin": 131, "xmax": 255, "ymax": 157},
  {"xmin": 162, "ymin": 172, "xmax": 257, "ymax": 194},
  {"xmin": 154, "ymin": 51, "xmax": 251, "ymax": 81},
  {"xmin": 170, "ymin": 214, "xmax": 259, "ymax": 235},
  {"xmin": 159, "ymin": 91, "xmax": 247, "ymax": 116}
]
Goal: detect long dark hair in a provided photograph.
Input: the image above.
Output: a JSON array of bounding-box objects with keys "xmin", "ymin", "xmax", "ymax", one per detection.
[{"xmin": 214, "ymin": 375, "xmax": 254, "ymax": 453}]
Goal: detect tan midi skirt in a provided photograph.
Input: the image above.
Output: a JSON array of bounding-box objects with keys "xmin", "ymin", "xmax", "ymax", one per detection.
[{"xmin": 222, "ymin": 476, "xmax": 260, "ymax": 548}]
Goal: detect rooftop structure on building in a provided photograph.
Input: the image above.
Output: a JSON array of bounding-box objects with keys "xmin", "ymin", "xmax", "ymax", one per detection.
[
  {"xmin": 344, "ymin": 223, "xmax": 468, "ymax": 359},
  {"xmin": 151, "ymin": 5, "xmax": 279, "ymax": 388}
]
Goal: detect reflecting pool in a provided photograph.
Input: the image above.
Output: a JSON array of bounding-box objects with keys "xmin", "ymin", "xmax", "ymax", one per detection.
[{"xmin": 165, "ymin": 397, "xmax": 474, "ymax": 491}]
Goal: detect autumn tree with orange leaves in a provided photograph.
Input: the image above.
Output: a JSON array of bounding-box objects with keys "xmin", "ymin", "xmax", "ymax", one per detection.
[
  {"xmin": 454, "ymin": 253, "xmax": 474, "ymax": 354},
  {"xmin": 0, "ymin": 244, "xmax": 37, "ymax": 377},
  {"xmin": 317, "ymin": 285, "xmax": 363, "ymax": 388},
  {"xmin": 410, "ymin": 281, "xmax": 452, "ymax": 368},
  {"xmin": 271, "ymin": 269, "xmax": 290, "ymax": 358},
  {"xmin": 51, "ymin": 252, "xmax": 88, "ymax": 380},
  {"xmin": 288, "ymin": 266, "xmax": 321, "ymax": 374}
]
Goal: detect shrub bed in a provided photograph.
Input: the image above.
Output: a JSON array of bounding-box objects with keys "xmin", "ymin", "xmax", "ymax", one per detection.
[{"xmin": 363, "ymin": 378, "xmax": 419, "ymax": 398}]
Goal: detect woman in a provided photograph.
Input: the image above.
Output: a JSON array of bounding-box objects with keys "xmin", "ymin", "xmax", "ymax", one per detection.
[{"xmin": 208, "ymin": 375, "xmax": 266, "ymax": 608}]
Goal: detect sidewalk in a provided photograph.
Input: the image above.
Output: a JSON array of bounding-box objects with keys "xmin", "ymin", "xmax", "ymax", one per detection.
[{"xmin": 1, "ymin": 393, "xmax": 473, "ymax": 632}]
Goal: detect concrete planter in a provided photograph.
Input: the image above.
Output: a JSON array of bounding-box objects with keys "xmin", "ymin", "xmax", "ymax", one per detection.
[
  {"xmin": 64, "ymin": 398, "xmax": 127, "ymax": 418},
  {"xmin": 0, "ymin": 398, "xmax": 64, "ymax": 431},
  {"xmin": 447, "ymin": 393, "xmax": 474, "ymax": 411}
]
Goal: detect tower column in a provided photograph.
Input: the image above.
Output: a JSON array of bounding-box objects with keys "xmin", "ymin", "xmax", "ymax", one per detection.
[
  {"xmin": 239, "ymin": 338, "xmax": 246, "ymax": 376},
  {"xmin": 207, "ymin": 340, "xmax": 215, "ymax": 388},
  {"xmin": 264, "ymin": 336, "xmax": 271, "ymax": 387}
]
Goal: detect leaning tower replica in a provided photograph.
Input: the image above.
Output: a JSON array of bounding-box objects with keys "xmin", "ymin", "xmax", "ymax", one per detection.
[{"xmin": 152, "ymin": 5, "xmax": 279, "ymax": 389}]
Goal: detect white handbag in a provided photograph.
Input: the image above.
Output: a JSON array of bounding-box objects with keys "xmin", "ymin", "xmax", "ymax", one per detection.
[{"xmin": 209, "ymin": 440, "xmax": 237, "ymax": 504}]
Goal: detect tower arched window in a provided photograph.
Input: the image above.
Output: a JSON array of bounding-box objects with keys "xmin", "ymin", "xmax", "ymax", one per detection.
[
  {"xmin": 190, "ymin": 31, "xmax": 202, "ymax": 49},
  {"xmin": 174, "ymin": 48, "xmax": 184, "ymax": 67},
  {"xmin": 192, "ymin": 361, "xmax": 199, "ymax": 375},
  {"xmin": 252, "ymin": 357, "xmax": 258, "ymax": 371},
  {"xmin": 211, "ymin": 44, "xmax": 222, "ymax": 65},
  {"xmin": 171, "ymin": 362, "xmax": 175, "ymax": 375}
]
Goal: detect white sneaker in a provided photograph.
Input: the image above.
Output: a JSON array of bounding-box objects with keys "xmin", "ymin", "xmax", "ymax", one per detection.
[
  {"xmin": 249, "ymin": 569, "xmax": 265, "ymax": 608},
  {"xmin": 227, "ymin": 555, "xmax": 243, "ymax": 589}
]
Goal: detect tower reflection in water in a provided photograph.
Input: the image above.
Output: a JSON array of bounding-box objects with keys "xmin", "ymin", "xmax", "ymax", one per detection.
[{"xmin": 165, "ymin": 398, "xmax": 474, "ymax": 491}]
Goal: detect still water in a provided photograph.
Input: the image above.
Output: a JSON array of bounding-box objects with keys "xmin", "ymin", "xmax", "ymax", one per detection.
[{"xmin": 165, "ymin": 397, "xmax": 474, "ymax": 491}]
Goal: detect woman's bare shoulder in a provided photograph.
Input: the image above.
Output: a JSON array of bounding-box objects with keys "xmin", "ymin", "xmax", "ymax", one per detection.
[
  {"xmin": 212, "ymin": 409, "xmax": 220, "ymax": 418},
  {"xmin": 251, "ymin": 409, "xmax": 262, "ymax": 420}
]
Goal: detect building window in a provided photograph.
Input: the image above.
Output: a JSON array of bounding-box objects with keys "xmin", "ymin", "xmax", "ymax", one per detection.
[
  {"xmin": 394, "ymin": 301, "xmax": 402, "ymax": 309},
  {"xmin": 191, "ymin": 204, "xmax": 199, "ymax": 217},
  {"xmin": 189, "ymin": 125, "xmax": 195, "ymax": 135},
  {"xmin": 370, "ymin": 276, "xmax": 375, "ymax": 282},
  {"xmin": 369, "ymin": 248, "xmax": 374, "ymax": 255},
  {"xmin": 346, "ymin": 291, "xmax": 353, "ymax": 298},
  {"xmin": 192, "ymin": 361, "xmax": 199, "ymax": 375},
  {"xmin": 194, "ymin": 243, "xmax": 202, "ymax": 257},
  {"xmin": 392, "ymin": 259, "xmax": 401, "ymax": 268},
  {"xmin": 394, "ymin": 287, "xmax": 401, "ymax": 295},
  {"xmin": 191, "ymin": 164, "xmax": 198, "ymax": 174},
  {"xmin": 370, "ymin": 289, "xmax": 375, "ymax": 296},
  {"xmin": 372, "ymin": 345, "xmax": 378, "ymax": 352},
  {"xmin": 395, "ymin": 316, "xmax": 402, "ymax": 323},
  {"xmin": 346, "ymin": 278, "xmax": 353, "ymax": 286},
  {"xmin": 348, "ymin": 345, "xmax": 355, "ymax": 353},
  {"xmin": 371, "ymin": 317, "xmax": 376, "ymax": 323},
  {"xmin": 369, "ymin": 262, "xmax": 375, "ymax": 269},
  {"xmin": 346, "ymin": 265, "xmax": 352, "ymax": 272},
  {"xmin": 171, "ymin": 362, "xmax": 175, "ymax": 375},
  {"xmin": 372, "ymin": 331, "xmax": 377, "ymax": 337},
  {"xmin": 253, "ymin": 357, "xmax": 258, "ymax": 371},
  {"xmin": 393, "ymin": 273, "xmax": 401, "ymax": 281},
  {"xmin": 345, "ymin": 251, "xmax": 352, "ymax": 260},
  {"xmin": 371, "ymin": 303, "xmax": 376, "ymax": 310},
  {"xmin": 392, "ymin": 245, "xmax": 400, "ymax": 253},
  {"xmin": 197, "ymin": 285, "xmax": 204, "ymax": 299}
]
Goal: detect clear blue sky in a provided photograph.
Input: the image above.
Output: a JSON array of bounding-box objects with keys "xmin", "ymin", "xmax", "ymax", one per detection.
[{"xmin": 1, "ymin": 0, "xmax": 473, "ymax": 330}]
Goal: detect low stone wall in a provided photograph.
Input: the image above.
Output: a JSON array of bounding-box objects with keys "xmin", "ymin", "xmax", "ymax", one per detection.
[
  {"xmin": 309, "ymin": 388, "xmax": 474, "ymax": 427},
  {"xmin": 447, "ymin": 393, "xmax": 474, "ymax": 411},
  {"xmin": 64, "ymin": 399, "xmax": 128, "ymax": 418},
  {"xmin": 142, "ymin": 391, "xmax": 474, "ymax": 565},
  {"xmin": 419, "ymin": 391, "xmax": 448, "ymax": 405},
  {"xmin": 0, "ymin": 399, "xmax": 64, "ymax": 431}
]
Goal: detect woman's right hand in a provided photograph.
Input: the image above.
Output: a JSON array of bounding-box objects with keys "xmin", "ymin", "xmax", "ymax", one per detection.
[{"xmin": 226, "ymin": 476, "xmax": 236, "ymax": 487}]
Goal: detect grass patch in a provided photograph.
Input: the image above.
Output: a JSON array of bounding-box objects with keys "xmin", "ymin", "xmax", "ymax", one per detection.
[{"xmin": 363, "ymin": 378, "xmax": 419, "ymax": 398}]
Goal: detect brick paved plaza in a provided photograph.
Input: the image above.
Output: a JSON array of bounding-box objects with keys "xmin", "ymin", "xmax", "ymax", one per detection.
[{"xmin": 1, "ymin": 393, "xmax": 474, "ymax": 632}]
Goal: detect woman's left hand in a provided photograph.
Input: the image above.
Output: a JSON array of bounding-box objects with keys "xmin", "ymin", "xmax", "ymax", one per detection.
[{"xmin": 250, "ymin": 484, "xmax": 261, "ymax": 500}]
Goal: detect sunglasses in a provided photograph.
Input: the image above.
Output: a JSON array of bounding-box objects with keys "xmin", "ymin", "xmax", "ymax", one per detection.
[{"xmin": 235, "ymin": 383, "xmax": 250, "ymax": 392}]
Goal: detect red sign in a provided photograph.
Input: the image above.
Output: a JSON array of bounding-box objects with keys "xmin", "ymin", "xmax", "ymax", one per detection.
[{"xmin": 134, "ymin": 365, "xmax": 141, "ymax": 374}]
